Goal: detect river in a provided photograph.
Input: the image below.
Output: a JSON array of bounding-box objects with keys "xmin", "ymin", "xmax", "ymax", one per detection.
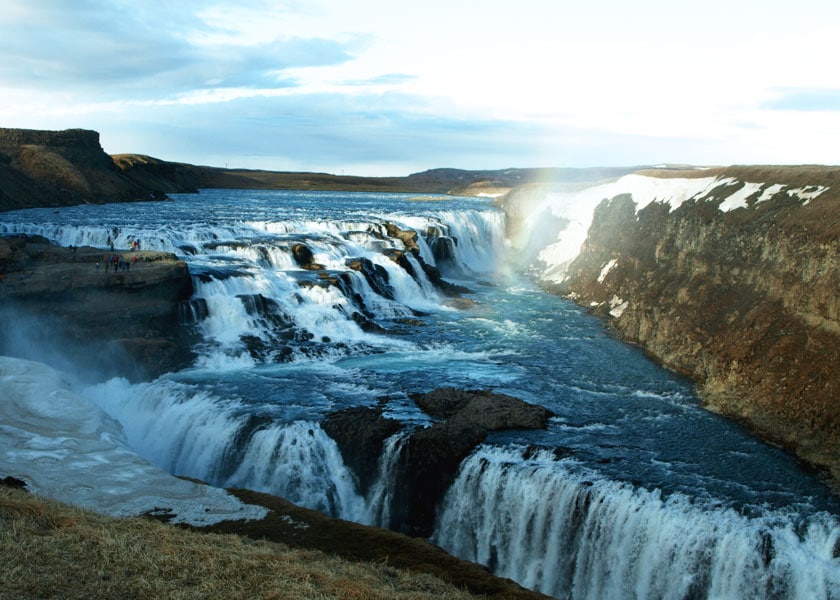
[{"xmin": 2, "ymin": 189, "xmax": 839, "ymax": 599}]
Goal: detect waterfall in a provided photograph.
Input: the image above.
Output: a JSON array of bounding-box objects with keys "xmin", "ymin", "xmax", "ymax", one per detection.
[
  {"xmin": 85, "ymin": 378, "xmax": 366, "ymax": 520},
  {"xmin": 433, "ymin": 446, "xmax": 840, "ymax": 600},
  {"xmin": 7, "ymin": 191, "xmax": 840, "ymax": 600},
  {"xmin": 363, "ymin": 432, "xmax": 411, "ymax": 528},
  {"xmin": 172, "ymin": 206, "xmax": 507, "ymax": 365}
]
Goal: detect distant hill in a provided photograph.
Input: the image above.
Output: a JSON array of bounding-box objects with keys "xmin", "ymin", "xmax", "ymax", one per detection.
[
  {"xmin": 114, "ymin": 156, "xmax": 643, "ymax": 196},
  {"xmin": 0, "ymin": 128, "xmax": 176, "ymax": 211},
  {"xmin": 0, "ymin": 127, "xmax": 645, "ymax": 212}
]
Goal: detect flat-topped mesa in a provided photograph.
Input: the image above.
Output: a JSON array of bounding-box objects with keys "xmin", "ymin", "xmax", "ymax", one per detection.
[
  {"xmin": 0, "ymin": 128, "xmax": 196, "ymax": 212},
  {"xmin": 0, "ymin": 127, "xmax": 103, "ymax": 154},
  {"xmin": 0, "ymin": 235, "xmax": 194, "ymax": 380}
]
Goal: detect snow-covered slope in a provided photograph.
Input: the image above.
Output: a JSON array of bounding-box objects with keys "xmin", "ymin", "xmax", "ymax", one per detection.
[
  {"xmin": 512, "ymin": 173, "xmax": 828, "ymax": 284},
  {"xmin": 0, "ymin": 356, "xmax": 267, "ymax": 524}
]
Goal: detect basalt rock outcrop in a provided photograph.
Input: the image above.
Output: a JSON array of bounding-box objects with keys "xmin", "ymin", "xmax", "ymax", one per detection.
[
  {"xmin": 528, "ymin": 166, "xmax": 840, "ymax": 485},
  {"xmin": 0, "ymin": 235, "xmax": 194, "ymax": 379},
  {"xmin": 0, "ymin": 128, "xmax": 197, "ymax": 211},
  {"xmin": 323, "ymin": 388, "xmax": 554, "ymax": 537},
  {"xmin": 321, "ymin": 407, "xmax": 404, "ymax": 494}
]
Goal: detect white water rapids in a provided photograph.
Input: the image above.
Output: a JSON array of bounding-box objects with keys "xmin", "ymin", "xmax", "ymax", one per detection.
[{"xmin": 2, "ymin": 189, "xmax": 839, "ymax": 599}]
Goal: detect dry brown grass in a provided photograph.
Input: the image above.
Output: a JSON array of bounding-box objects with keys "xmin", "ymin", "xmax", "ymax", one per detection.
[{"xmin": 0, "ymin": 486, "xmax": 481, "ymax": 600}]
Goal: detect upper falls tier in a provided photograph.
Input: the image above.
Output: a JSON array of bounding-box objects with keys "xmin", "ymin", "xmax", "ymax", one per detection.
[{"xmin": 500, "ymin": 165, "xmax": 840, "ymax": 485}]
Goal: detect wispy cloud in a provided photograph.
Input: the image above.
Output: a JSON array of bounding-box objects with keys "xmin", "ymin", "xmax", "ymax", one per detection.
[
  {"xmin": 0, "ymin": 0, "xmax": 354, "ymax": 98},
  {"xmin": 2, "ymin": 0, "xmax": 840, "ymax": 173},
  {"xmin": 762, "ymin": 89, "xmax": 840, "ymax": 112}
]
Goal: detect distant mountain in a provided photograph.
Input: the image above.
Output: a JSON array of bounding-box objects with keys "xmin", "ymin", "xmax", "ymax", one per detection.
[
  {"xmin": 114, "ymin": 158, "xmax": 644, "ymax": 196},
  {"xmin": 0, "ymin": 127, "xmax": 647, "ymax": 212}
]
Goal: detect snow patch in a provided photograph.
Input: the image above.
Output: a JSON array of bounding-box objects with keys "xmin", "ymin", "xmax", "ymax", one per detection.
[
  {"xmin": 0, "ymin": 356, "xmax": 268, "ymax": 525},
  {"xmin": 756, "ymin": 184, "xmax": 786, "ymax": 204},
  {"xmin": 789, "ymin": 185, "xmax": 828, "ymax": 205},
  {"xmin": 609, "ymin": 296, "xmax": 629, "ymax": 318},
  {"xmin": 718, "ymin": 182, "xmax": 764, "ymax": 212},
  {"xmin": 521, "ymin": 174, "xmax": 729, "ymax": 284},
  {"xmin": 521, "ymin": 173, "xmax": 831, "ymax": 285},
  {"xmin": 598, "ymin": 258, "xmax": 618, "ymax": 283}
]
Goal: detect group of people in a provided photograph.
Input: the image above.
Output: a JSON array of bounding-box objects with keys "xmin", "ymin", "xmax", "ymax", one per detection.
[
  {"xmin": 98, "ymin": 229, "xmax": 143, "ymax": 273},
  {"xmin": 98, "ymin": 253, "xmax": 137, "ymax": 273},
  {"xmin": 106, "ymin": 231, "xmax": 142, "ymax": 253}
]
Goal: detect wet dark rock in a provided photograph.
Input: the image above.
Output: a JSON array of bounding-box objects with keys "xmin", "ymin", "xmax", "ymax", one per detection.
[
  {"xmin": 396, "ymin": 388, "xmax": 554, "ymax": 536},
  {"xmin": 321, "ymin": 388, "xmax": 554, "ymax": 537},
  {"xmin": 346, "ymin": 257, "xmax": 395, "ymax": 299},
  {"xmin": 291, "ymin": 243, "xmax": 323, "ymax": 270},
  {"xmin": 321, "ymin": 407, "xmax": 403, "ymax": 494},
  {"xmin": 417, "ymin": 259, "xmax": 472, "ymax": 296},
  {"xmin": 383, "ymin": 223, "xmax": 420, "ymax": 253},
  {"xmin": 350, "ymin": 311, "xmax": 388, "ymax": 334},
  {"xmin": 1, "ymin": 475, "xmax": 27, "ymax": 489},
  {"xmin": 381, "ymin": 247, "xmax": 472, "ymax": 298},
  {"xmin": 430, "ymin": 236, "xmax": 457, "ymax": 261}
]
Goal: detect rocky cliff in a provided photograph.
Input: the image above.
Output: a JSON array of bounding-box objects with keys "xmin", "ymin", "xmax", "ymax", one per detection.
[
  {"xmin": 0, "ymin": 235, "xmax": 194, "ymax": 379},
  {"xmin": 503, "ymin": 166, "xmax": 840, "ymax": 486},
  {"xmin": 323, "ymin": 388, "xmax": 554, "ymax": 537},
  {"xmin": 0, "ymin": 128, "xmax": 202, "ymax": 212}
]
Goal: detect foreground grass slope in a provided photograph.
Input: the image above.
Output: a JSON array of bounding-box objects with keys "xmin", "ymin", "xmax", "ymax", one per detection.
[{"xmin": 0, "ymin": 486, "xmax": 481, "ymax": 600}]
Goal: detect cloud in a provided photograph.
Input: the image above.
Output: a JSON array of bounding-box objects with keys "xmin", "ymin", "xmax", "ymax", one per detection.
[
  {"xmin": 91, "ymin": 90, "xmax": 560, "ymax": 174},
  {"xmin": 762, "ymin": 89, "xmax": 840, "ymax": 112},
  {"xmin": 339, "ymin": 73, "xmax": 417, "ymax": 87},
  {"xmin": 0, "ymin": 0, "xmax": 354, "ymax": 97}
]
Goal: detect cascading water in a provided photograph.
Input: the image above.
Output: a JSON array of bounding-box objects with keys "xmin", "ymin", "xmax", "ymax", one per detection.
[
  {"xmin": 433, "ymin": 446, "xmax": 840, "ymax": 599},
  {"xmin": 363, "ymin": 432, "xmax": 410, "ymax": 528},
  {"xmin": 3, "ymin": 189, "xmax": 839, "ymax": 599}
]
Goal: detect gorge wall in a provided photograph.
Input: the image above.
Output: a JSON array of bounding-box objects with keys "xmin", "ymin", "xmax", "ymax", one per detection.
[{"xmin": 501, "ymin": 166, "xmax": 840, "ymax": 485}]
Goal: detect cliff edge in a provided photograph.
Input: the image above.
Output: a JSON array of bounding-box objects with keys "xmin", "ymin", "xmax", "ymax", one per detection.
[
  {"xmin": 0, "ymin": 128, "xmax": 198, "ymax": 211},
  {"xmin": 0, "ymin": 235, "xmax": 195, "ymax": 379},
  {"xmin": 504, "ymin": 166, "xmax": 840, "ymax": 486}
]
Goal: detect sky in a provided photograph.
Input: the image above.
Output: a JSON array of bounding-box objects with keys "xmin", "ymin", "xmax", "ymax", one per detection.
[{"xmin": 1, "ymin": 0, "xmax": 839, "ymax": 176}]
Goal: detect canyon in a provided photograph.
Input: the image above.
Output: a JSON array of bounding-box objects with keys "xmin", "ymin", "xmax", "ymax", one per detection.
[
  {"xmin": 500, "ymin": 166, "xmax": 840, "ymax": 486},
  {"xmin": 2, "ymin": 127, "xmax": 838, "ymax": 485}
]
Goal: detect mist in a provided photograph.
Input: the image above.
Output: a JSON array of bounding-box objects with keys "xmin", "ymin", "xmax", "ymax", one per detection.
[{"xmin": 0, "ymin": 304, "xmax": 143, "ymax": 384}]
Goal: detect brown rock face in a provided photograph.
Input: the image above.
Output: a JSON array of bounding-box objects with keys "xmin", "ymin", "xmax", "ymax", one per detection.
[
  {"xmin": 0, "ymin": 128, "xmax": 148, "ymax": 211},
  {"xmin": 323, "ymin": 388, "xmax": 554, "ymax": 537},
  {"xmin": 541, "ymin": 167, "xmax": 840, "ymax": 485},
  {"xmin": 0, "ymin": 235, "xmax": 194, "ymax": 380},
  {"xmin": 0, "ymin": 129, "xmax": 198, "ymax": 212}
]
